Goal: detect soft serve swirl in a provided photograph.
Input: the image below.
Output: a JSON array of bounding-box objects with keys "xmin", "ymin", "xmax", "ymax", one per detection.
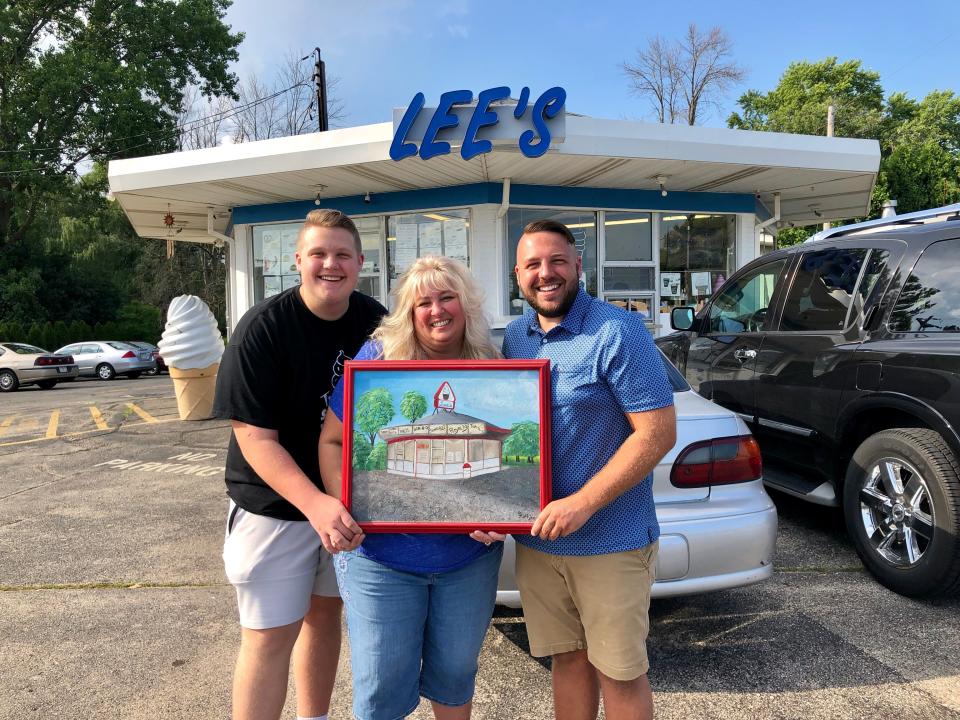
[{"xmin": 157, "ymin": 295, "xmax": 224, "ymax": 369}]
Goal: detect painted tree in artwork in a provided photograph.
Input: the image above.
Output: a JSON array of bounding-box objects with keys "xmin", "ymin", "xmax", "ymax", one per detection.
[
  {"xmin": 400, "ymin": 391, "xmax": 428, "ymax": 424},
  {"xmin": 355, "ymin": 388, "xmax": 395, "ymax": 445},
  {"xmin": 503, "ymin": 421, "xmax": 540, "ymax": 462},
  {"xmin": 352, "ymin": 432, "xmax": 372, "ymax": 470},
  {"xmin": 368, "ymin": 441, "xmax": 388, "ymax": 471}
]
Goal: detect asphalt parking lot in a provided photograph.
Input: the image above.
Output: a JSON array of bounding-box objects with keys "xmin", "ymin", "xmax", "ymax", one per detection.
[{"xmin": 1, "ymin": 377, "xmax": 959, "ymax": 719}]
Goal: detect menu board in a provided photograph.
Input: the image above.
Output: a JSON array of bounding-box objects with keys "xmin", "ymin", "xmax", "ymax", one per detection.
[
  {"xmin": 394, "ymin": 224, "xmax": 419, "ymax": 272},
  {"xmin": 445, "ymin": 218, "xmax": 468, "ymax": 262},
  {"xmin": 264, "ymin": 275, "xmax": 282, "ymax": 298},
  {"xmin": 262, "ymin": 232, "xmax": 281, "ymax": 275},
  {"xmin": 419, "ymin": 223, "xmax": 442, "ymax": 255}
]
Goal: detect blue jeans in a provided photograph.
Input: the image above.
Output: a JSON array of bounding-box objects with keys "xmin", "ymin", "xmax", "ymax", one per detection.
[{"xmin": 334, "ymin": 544, "xmax": 503, "ymax": 720}]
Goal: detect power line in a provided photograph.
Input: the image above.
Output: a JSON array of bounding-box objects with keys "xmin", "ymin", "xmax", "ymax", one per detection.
[{"xmin": 0, "ymin": 81, "xmax": 309, "ymax": 161}]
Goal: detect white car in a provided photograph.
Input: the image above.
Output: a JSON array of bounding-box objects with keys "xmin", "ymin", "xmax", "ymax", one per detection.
[
  {"xmin": 0, "ymin": 342, "xmax": 79, "ymax": 392},
  {"xmin": 496, "ymin": 354, "xmax": 777, "ymax": 605}
]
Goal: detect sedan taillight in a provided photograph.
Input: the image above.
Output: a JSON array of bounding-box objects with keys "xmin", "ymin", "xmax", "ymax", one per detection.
[
  {"xmin": 121, "ymin": 350, "xmax": 136, "ymax": 359},
  {"xmin": 34, "ymin": 356, "xmax": 55, "ymax": 366},
  {"xmin": 670, "ymin": 435, "xmax": 762, "ymax": 488}
]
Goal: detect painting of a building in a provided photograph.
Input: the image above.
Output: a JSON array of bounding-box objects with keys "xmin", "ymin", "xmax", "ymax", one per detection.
[{"xmin": 380, "ymin": 407, "xmax": 511, "ymax": 480}]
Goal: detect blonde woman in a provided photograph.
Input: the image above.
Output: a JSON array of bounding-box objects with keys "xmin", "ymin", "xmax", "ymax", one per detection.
[{"xmin": 319, "ymin": 256, "xmax": 502, "ymax": 720}]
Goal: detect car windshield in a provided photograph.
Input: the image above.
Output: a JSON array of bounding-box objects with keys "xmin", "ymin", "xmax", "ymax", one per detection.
[
  {"xmin": 106, "ymin": 341, "xmax": 134, "ymax": 350},
  {"xmin": 4, "ymin": 343, "xmax": 46, "ymax": 354},
  {"xmin": 659, "ymin": 350, "xmax": 689, "ymax": 392}
]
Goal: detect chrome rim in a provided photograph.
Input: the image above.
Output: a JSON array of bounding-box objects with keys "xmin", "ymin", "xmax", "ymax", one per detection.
[
  {"xmin": 98, "ymin": 365, "xmax": 112, "ymax": 379},
  {"xmin": 859, "ymin": 456, "xmax": 934, "ymax": 567},
  {"xmin": 0, "ymin": 372, "xmax": 13, "ymax": 390}
]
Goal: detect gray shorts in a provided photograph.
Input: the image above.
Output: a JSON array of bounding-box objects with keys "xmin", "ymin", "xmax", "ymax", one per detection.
[{"xmin": 222, "ymin": 500, "xmax": 340, "ymax": 630}]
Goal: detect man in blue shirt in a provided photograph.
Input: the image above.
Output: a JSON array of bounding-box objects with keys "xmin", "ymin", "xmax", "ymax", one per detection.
[{"xmin": 503, "ymin": 219, "xmax": 676, "ymax": 720}]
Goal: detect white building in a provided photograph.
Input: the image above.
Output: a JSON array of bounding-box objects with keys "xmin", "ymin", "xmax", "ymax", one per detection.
[{"xmin": 108, "ymin": 91, "xmax": 880, "ymax": 335}]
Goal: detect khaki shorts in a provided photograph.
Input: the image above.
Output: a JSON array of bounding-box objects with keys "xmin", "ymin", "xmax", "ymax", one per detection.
[{"xmin": 515, "ymin": 541, "xmax": 658, "ymax": 681}]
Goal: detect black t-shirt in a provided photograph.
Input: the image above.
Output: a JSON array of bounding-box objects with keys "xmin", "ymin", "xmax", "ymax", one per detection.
[{"xmin": 213, "ymin": 288, "xmax": 386, "ymax": 520}]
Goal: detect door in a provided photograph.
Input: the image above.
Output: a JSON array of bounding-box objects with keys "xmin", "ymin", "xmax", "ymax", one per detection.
[
  {"xmin": 80, "ymin": 344, "xmax": 103, "ymax": 373},
  {"xmin": 752, "ymin": 247, "xmax": 891, "ymax": 482},
  {"xmin": 685, "ymin": 257, "xmax": 789, "ymax": 419}
]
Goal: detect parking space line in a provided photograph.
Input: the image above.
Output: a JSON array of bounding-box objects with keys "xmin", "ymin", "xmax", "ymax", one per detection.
[
  {"xmin": 125, "ymin": 403, "xmax": 158, "ymax": 423},
  {"xmin": 0, "ymin": 417, "xmax": 180, "ymax": 448},
  {"xmin": 0, "ymin": 416, "xmax": 15, "ymax": 438},
  {"xmin": 89, "ymin": 406, "xmax": 110, "ymax": 431},
  {"xmin": 45, "ymin": 410, "xmax": 60, "ymax": 439}
]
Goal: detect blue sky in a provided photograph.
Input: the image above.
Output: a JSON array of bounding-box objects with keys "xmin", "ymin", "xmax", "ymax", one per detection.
[
  {"xmin": 350, "ymin": 368, "xmax": 542, "ymax": 429},
  {"xmin": 224, "ymin": 0, "xmax": 958, "ymax": 129}
]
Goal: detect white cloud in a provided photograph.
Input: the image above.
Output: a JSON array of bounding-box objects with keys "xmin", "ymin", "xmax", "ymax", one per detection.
[
  {"xmin": 438, "ymin": 0, "xmax": 469, "ymax": 16},
  {"xmin": 446, "ymin": 24, "xmax": 469, "ymax": 38}
]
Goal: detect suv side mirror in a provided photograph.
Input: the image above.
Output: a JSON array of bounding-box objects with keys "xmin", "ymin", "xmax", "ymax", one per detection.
[{"xmin": 671, "ymin": 307, "xmax": 696, "ymax": 331}]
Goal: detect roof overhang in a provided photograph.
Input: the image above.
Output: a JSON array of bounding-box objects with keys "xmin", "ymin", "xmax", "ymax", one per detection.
[{"xmin": 108, "ymin": 115, "xmax": 881, "ymax": 241}]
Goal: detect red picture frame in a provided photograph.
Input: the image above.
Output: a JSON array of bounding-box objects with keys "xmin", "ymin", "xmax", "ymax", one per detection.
[{"xmin": 342, "ymin": 358, "xmax": 552, "ymax": 533}]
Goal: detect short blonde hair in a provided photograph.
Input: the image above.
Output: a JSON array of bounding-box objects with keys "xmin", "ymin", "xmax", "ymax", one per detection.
[
  {"xmin": 372, "ymin": 256, "xmax": 500, "ymax": 361},
  {"xmin": 296, "ymin": 209, "xmax": 362, "ymax": 253}
]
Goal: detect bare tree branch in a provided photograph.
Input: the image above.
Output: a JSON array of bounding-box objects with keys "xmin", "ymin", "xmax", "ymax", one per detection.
[
  {"xmin": 622, "ymin": 36, "xmax": 681, "ymax": 123},
  {"xmin": 623, "ymin": 24, "xmax": 745, "ymax": 125}
]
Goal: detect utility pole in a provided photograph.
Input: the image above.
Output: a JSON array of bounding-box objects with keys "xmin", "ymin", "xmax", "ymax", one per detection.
[
  {"xmin": 823, "ymin": 104, "xmax": 835, "ymax": 231},
  {"xmin": 313, "ymin": 47, "xmax": 329, "ymax": 132}
]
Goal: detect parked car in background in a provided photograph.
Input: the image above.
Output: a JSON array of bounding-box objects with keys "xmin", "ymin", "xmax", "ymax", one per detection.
[
  {"xmin": 125, "ymin": 341, "xmax": 166, "ymax": 375},
  {"xmin": 496, "ymin": 351, "xmax": 777, "ymax": 606},
  {"xmin": 0, "ymin": 342, "xmax": 79, "ymax": 392},
  {"xmin": 656, "ymin": 204, "xmax": 960, "ymax": 598},
  {"xmin": 54, "ymin": 341, "xmax": 156, "ymax": 380}
]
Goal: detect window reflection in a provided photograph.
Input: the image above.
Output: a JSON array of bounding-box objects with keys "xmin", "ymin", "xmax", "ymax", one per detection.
[
  {"xmin": 890, "ymin": 240, "xmax": 960, "ymax": 333},
  {"xmin": 505, "ymin": 209, "xmax": 597, "ymax": 315}
]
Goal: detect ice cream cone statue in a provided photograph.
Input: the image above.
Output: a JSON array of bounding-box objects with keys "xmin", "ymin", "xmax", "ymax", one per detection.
[{"xmin": 158, "ymin": 296, "xmax": 225, "ymax": 420}]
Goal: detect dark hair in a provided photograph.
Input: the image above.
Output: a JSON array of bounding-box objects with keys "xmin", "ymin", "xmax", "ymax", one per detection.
[
  {"xmin": 520, "ymin": 219, "xmax": 576, "ymax": 245},
  {"xmin": 297, "ymin": 209, "xmax": 362, "ymax": 253}
]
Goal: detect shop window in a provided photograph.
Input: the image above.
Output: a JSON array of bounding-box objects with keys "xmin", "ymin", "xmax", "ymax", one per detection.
[
  {"xmin": 252, "ymin": 222, "xmax": 302, "ymax": 303},
  {"xmin": 387, "ymin": 209, "xmax": 470, "ymax": 296},
  {"xmin": 355, "ymin": 216, "xmax": 384, "ymax": 303},
  {"xmin": 601, "ymin": 212, "xmax": 655, "ymax": 323},
  {"xmin": 252, "ymin": 217, "xmax": 385, "ymax": 305},
  {"xmin": 505, "ymin": 208, "xmax": 598, "ymax": 315},
  {"xmin": 604, "ymin": 211, "xmax": 653, "ymax": 261},
  {"xmin": 659, "ymin": 214, "xmax": 736, "ymax": 319}
]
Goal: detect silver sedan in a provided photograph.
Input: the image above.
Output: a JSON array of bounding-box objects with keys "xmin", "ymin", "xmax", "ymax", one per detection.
[
  {"xmin": 496, "ymin": 355, "xmax": 777, "ymax": 605},
  {"xmin": 54, "ymin": 341, "xmax": 156, "ymax": 380}
]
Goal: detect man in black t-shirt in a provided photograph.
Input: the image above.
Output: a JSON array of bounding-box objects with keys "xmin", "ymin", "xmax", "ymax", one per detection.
[{"xmin": 214, "ymin": 209, "xmax": 385, "ymax": 720}]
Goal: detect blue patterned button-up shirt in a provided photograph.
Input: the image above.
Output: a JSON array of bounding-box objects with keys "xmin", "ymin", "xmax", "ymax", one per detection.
[{"xmin": 502, "ymin": 289, "xmax": 674, "ymax": 556}]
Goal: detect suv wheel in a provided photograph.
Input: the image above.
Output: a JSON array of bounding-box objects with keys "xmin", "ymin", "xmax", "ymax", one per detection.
[
  {"xmin": 844, "ymin": 428, "xmax": 960, "ymax": 597},
  {"xmin": 0, "ymin": 369, "xmax": 19, "ymax": 392},
  {"xmin": 96, "ymin": 363, "xmax": 116, "ymax": 381}
]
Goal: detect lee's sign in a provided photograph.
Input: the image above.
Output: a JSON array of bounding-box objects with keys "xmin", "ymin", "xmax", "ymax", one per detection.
[{"xmin": 390, "ymin": 86, "xmax": 566, "ymax": 162}]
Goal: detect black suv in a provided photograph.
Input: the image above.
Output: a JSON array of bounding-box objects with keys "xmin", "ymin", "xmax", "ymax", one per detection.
[{"xmin": 656, "ymin": 205, "xmax": 960, "ymax": 597}]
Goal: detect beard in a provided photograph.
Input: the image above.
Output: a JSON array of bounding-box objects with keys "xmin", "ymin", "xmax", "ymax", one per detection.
[{"xmin": 522, "ymin": 280, "xmax": 579, "ymax": 319}]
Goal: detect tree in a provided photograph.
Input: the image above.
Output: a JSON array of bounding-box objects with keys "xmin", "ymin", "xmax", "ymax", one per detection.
[
  {"xmin": 230, "ymin": 50, "xmax": 346, "ymax": 143},
  {"xmin": 624, "ymin": 24, "xmax": 745, "ymax": 125},
  {"xmin": 728, "ymin": 58, "xmax": 960, "ymax": 223},
  {"xmin": 352, "ymin": 432, "xmax": 372, "ymax": 471},
  {"xmin": 399, "ymin": 391, "xmax": 428, "ymax": 424},
  {"xmin": 503, "ymin": 421, "xmax": 540, "ymax": 462},
  {"xmin": 354, "ymin": 388, "xmax": 395, "ymax": 446},
  {"xmin": 878, "ymin": 91, "xmax": 960, "ymax": 213},
  {"xmin": 727, "ymin": 58, "xmax": 884, "ymax": 138},
  {"xmin": 0, "ymin": 0, "xmax": 243, "ymax": 251},
  {"xmin": 367, "ymin": 441, "xmax": 388, "ymax": 471}
]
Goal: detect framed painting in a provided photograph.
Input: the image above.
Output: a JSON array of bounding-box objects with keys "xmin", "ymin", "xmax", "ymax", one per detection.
[{"xmin": 341, "ymin": 359, "xmax": 552, "ymax": 533}]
